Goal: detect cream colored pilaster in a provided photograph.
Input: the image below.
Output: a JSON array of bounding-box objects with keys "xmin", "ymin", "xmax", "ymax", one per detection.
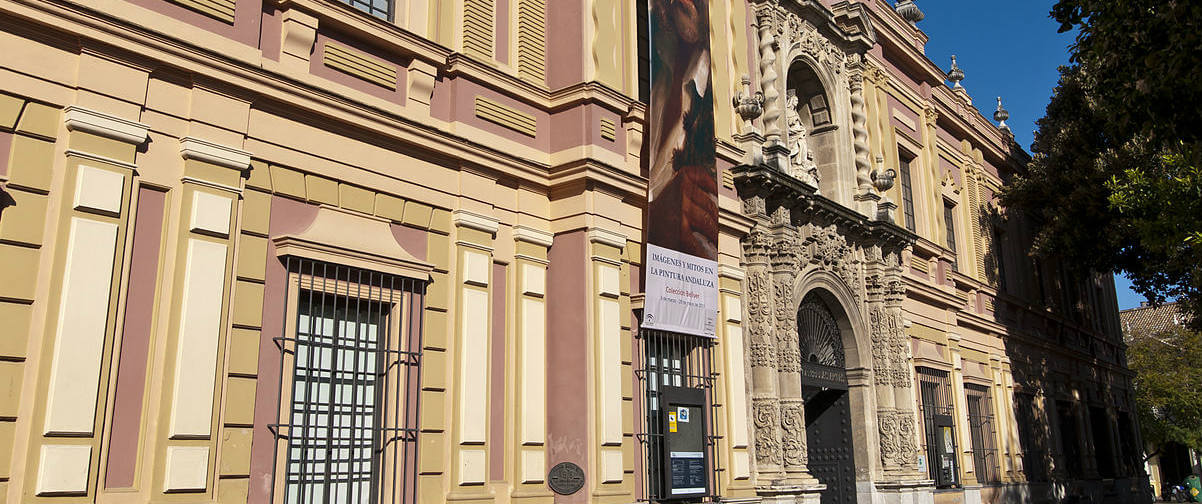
[
  {"xmin": 30, "ymin": 107, "xmax": 146, "ymax": 498},
  {"xmin": 999, "ymin": 356, "xmax": 1023, "ymax": 481},
  {"xmin": 158, "ymin": 137, "xmax": 249, "ymax": 496},
  {"xmin": 512, "ymin": 226, "xmax": 551, "ymax": 494},
  {"xmin": 921, "ymin": 106, "xmax": 941, "ymax": 237},
  {"xmin": 945, "ymin": 333, "xmax": 978, "ymax": 487},
  {"xmin": 451, "ymin": 210, "xmax": 499, "ymax": 489},
  {"xmin": 588, "ymin": 227, "xmax": 628, "ymax": 492},
  {"xmin": 718, "ymin": 265, "xmax": 752, "ymax": 484},
  {"xmin": 986, "ymin": 354, "xmax": 1011, "ymax": 482}
]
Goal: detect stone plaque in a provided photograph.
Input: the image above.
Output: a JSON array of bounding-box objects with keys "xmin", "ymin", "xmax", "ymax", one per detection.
[{"xmin": 547, "ymin": 461, "xmax": 585, "ymax": 495}]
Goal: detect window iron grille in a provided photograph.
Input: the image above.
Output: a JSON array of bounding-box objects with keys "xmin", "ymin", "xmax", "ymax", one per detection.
[
  {"xmin": 917, "ymin": 366, "xmax": 958, "ymax": 487},
  {"xmin": 269, "ymin": 257, "xmax": 425, "ymax": 504},
  {"xmin": 634, "ymin": 327, "xmax": 722, "ymax": 502},
  {"xmin": 965, "ymin": 384, "xmax": 1000, "ymax": 484}
]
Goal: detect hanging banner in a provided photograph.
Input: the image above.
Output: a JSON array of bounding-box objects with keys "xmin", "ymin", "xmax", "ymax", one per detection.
[{"xmin": 643, "ymin": 0, "xmax": 719, "ymax": 338}]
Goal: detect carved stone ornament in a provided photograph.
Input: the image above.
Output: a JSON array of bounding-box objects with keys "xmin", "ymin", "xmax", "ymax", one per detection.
[
  {"xmin": 780, "ymin": 402, "xmax": 807, "ymax": 467},
  {"xmin": 877, "ymin": 409, "xmax": 919, "ymax": 468},
  {"xmin": 797, "ymin": 300, "xmax": 845, "ymax": 368},
  {"xmin": 754, "ymin": 400, "xmax": 783, "ymax": 466}
]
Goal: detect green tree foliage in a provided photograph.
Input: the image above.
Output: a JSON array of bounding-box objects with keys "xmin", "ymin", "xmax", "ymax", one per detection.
[
  {"xmin": 1127, "ymin": 326, "xmax": 1202, "ymax": 451},
  {"xmin": 1001, "ymin": 1, "xmax": 1202, "ymax": 327}
]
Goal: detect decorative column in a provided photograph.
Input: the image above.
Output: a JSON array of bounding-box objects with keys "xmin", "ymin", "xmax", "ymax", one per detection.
[
  {"xmin": 848, "ymin": 55, "xmax": 877, "ymax": 217},
  {"xmin": 743, "ymin": 224, "xmax": 784, "ymax": 483},
  {"xmin": 755, "ymin": 4, "xmax": 790, "ymax": 172},
  {"xmin": 770, "ymin": 219, "xmax": 810, "ymax": 484},
  {"xmin": 870, "ymin": 247, "xmax": 922, "ymax": 480}
]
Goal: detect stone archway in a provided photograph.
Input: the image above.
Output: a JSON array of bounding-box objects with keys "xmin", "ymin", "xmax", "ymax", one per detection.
[
  {"xmin": 796, "ymin": 292, "xmax": 856, "ymax": 504},
  {"xmin": 736, "ymin": 163, "xmax": 929, "ymax": 504}
]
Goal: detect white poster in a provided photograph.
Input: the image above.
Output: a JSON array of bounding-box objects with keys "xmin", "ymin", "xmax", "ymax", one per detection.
[{"xmin": 643, "ymin": 244, "xmax": 719, "ymax": 338}]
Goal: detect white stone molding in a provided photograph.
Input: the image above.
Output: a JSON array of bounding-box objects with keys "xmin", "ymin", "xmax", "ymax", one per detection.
[
  {"xmin": 587, "ymin": 227, "xmax": 626, "ymax": 250},
  {"xmin": 513, "ymin": 225, "xmax": 553, "ymax": 247},
  {"xmin": 63, "ymin": 106, "xmax": 149, "ymax": 145},
  {"xmin": 452, "ymin": 209, "xmax": 500, "ymax": 234},
  {"xmin": 179, "ymin": 137, "xmax": 252, "ymax": 171},
  {"xmin": 718, "ymin": 263, "xmax": 747, "ymax": 281}
]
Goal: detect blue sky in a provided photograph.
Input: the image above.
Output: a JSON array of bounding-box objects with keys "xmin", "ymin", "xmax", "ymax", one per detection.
[{"xmin": 914, "ymin": 0, "xmax": 1146, "ymax": 310}]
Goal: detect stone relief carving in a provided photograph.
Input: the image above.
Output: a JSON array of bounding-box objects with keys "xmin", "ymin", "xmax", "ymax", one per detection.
[
  {"xmin": 878, "ymin": 409, "xmax": 919, "ymax": 469},
  {"xmin": 780, "ymin": 402, "xmax": 807, "ymax": 467},
  {"xmin": 754, "ymin": 400, "xmax": 783, "ymax": 466}
]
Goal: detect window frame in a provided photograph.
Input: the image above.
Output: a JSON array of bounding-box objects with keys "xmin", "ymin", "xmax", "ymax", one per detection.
[
  {"xmin": 943, "ymin": 199, "xmax": 958, "ymax": 270},
  {"xmin": 917, "ymin": 366, "xmax": 959, "ymax": 488},
  {"xmin": 898, "ymin": 149, "xmax": 917, "ymax": 233},
  {"xmin": 965, "ymin": 383, "xmax": 1000, "ymax": 484},
  {"xmin": 268, "ymin": 258, "xmax": 426, "ymax": 504}
]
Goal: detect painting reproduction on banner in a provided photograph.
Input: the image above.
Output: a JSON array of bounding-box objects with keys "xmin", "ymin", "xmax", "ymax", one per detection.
[{"xmin": 643, "ymin": 0, "xmax": 719, "ymax": 338}]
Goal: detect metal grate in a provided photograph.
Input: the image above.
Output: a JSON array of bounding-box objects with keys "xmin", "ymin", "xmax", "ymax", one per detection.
[
  {"xmin": 965, "ymin": 384, "xmax": 1000, "ymax": 483},
  {"xmin": 269, "ymin": 257, "xmax": 425, "ymax": 504},
  {"xmin": 917, "ymin": 366, "xmax": 958, "ymax": 487},
  {"xmin": 634, "ymin": 327, "xmax": 721, "ymax": 502}
]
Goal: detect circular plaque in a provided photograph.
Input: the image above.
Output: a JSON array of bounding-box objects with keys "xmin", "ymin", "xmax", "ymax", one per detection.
[{"xmin": 547, "ymin": 462, "xmax": 585, "ymax": 495}]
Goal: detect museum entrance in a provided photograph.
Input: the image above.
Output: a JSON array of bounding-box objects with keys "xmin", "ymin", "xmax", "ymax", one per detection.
[{"xmin": 797, "ymin": 296, "xmax": 856, "ymax": 504}]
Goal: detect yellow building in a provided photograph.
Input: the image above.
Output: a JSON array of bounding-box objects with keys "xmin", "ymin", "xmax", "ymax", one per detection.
[{"xmin": 0, "ymin": 0, "xmax": 1142, "ymax": 503}]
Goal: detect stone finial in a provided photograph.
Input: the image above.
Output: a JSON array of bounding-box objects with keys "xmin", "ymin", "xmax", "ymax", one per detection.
[
  {"xmin": 947, "ymin": 55, "xmax": 965, "ymax": 89},
  {"xmin": 895, "ymin": 0, "xmax": 925, "ymax": 25},
  {"xmin": 733, "ymin": 74, "xmax": 764, "ymax": 125},
  {"xmin": 994, "ymin": 97, "xmax": 1011, "ymax": 135},
  {"xmin": 872, "ymin": 156, "xmax": 896, "ymax": 193}
]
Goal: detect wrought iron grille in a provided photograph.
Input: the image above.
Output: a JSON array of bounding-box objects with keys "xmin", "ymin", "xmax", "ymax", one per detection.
[
  {"xmin": 634, "ymin": 327, "xmax": 721, "ymax": 502},
  {"xmin": 917, "ymin": 366, "xmax": 958, "ymax": 487},
  {"xmin": 965, "ymin": 384, "xmax": 1000, "ymax": 483},
  {"xmin": 270, "ymin": 257, "xmax": 425, "ymax": 504}
]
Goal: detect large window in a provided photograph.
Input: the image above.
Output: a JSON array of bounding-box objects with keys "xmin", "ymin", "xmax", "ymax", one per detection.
[
  {"xmin": 634, "ymin": 328, "xmax": 720, "ymax": 502},
  {"xmin": 965, "ymin": 384, "xmax": 1000, "ymax": 484},
  {"xmin": 898, "ymin": 150, "xmax": 916, "ymax": 232},
  {"xmin": 918, "ymin": 367, "xmax": 958, "ymax": 488},
  {"xmin": 272, "ymin": 258, "xmax": 425, "ymax": 504}
]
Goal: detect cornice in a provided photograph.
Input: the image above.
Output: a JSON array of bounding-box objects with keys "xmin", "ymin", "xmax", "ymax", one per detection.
[
  {"xmin": 452, "ymin": 209, "xmax": 501, "ymax": 234},
  {"xmin": 513, "ymin": 225, "xmax": 553, "ymax": 247},
  {"xmin": 63, "ymin": 106, "xmax": 149, "ymax": 144},
  {"xmin": 588, "ymin": 227, "xmax": 627, "ymax": 250},
  {"xmin": 180, "ymin": 136, "xmax": 252, "ymax": 170},
  {"xmin": 731, "ymin": 163, "xmax": 915, "ymax": 250}
]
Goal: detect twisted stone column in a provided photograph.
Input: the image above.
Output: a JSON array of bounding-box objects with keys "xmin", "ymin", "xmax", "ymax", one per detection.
[
  {"xmin": 848, "ymin": 59, "xmax": 872, "ymax": 195},
  {"xmin": 757, "ymin": 8, "xmax": 782, "ymax": 144}
]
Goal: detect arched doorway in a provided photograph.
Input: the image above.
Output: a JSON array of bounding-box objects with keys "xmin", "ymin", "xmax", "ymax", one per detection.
[{"xmin": 797, "ymin": 293, "xmax": 856, "ymax": 504}]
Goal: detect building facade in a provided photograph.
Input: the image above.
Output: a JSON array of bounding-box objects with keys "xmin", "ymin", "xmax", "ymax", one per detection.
[{"xmin": 0, "ymin": 0, "xmax": 1143, "ymax": 503}]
